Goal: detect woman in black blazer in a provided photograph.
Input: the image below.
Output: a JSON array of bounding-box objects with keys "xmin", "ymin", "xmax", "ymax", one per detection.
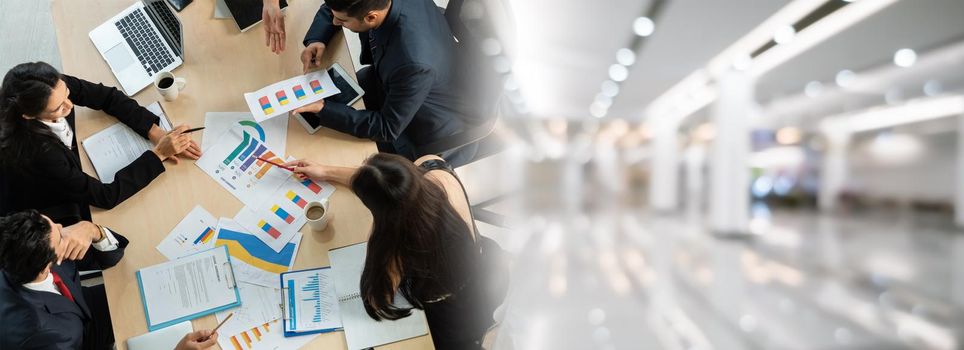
[{"xmin": 0, "ymin": 62, "xmax": 199, "ymax": 223}]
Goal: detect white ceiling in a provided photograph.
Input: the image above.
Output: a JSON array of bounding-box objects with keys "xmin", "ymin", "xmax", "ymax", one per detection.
[{"xmin": 510, "ymin": 0, "xmax": 789, "ymax": 120}]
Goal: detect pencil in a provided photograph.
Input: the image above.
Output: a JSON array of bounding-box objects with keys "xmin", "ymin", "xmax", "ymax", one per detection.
[
  {"xmin": 200, "ymin": 312, "xmax": 232, "ymax": 342},
  {"xmin": 257, "ymin": 156, "xmax": 294, "ymax": 171}
]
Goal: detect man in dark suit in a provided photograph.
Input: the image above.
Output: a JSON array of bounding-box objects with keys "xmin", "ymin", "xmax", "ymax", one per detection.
[
  {"xmin": 0, "ymin": 210, "xmax": 128, "ymax": 350},
  {"xmin": 293, "ymin": 0, "xmax": 484, "ymax": 165}
]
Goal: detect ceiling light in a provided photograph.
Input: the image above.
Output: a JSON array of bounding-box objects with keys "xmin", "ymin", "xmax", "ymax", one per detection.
[
  {"xmin": 923, "ymin": 80, "xmax": 942, "ymax": 96},
  {"xmin": 595, "ymin": 93, "xmax": 613, "ymax": 108},
  {"xmin": 590, "ymin": 103, "xmax": 608, "ymax": 118},
  {"xmin": 609, "ymin": 64, "xmax": 629, "ymax": 82},
  {"xmin": 480, "ymin": 38, "xmax": 502, "ymax": 56},
  {"xmin": 616, "ymin": 48, "xmax": 636, "ymax": 66},
  {"xmin": 776, "ymin": 127, "xmax": 802, "ymax": 145},
  {"xmin": 633, "ymin": 17, "xmax": 655, "ymax": 37},
  {"xmin": 601, "ymin": 80, "xmax": 620, "ymax": 97},
  {"xmin": 773, "ymin": 25, "xmax": 796, "ymax": 45},
  {"xmin": 804, "ymin": 81, "xmax": 823, "ymax": 97},
  {"xmin": 893, "ymin": 48, "xmax": 916, "ymax": 68},
  {"xmin": 835, "ymin": 69, "xmax": 856, "ymax": 88},
  {"xmin": 503, "ymin": 76, "xmax": 518, "ymax": 91}
]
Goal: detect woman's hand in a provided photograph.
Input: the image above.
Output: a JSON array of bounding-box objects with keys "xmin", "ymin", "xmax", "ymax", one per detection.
[
  {"xmin": 149, "ymin": 124, "xmax": 202, "ymax": 160},
  {"xmin": 152, "ymin": 125, "xmax": 193, "ymax": 165},
  {"xmin": 283, "ymin": 159, "xmax": 328, "ymax": 181},
  {"xmin": 175, "ymin": 330, "xmax": 218, "ymax": 350},
  {"xmin": 262, "ymin": 0, "xmax": 286, "ymax": 54}
]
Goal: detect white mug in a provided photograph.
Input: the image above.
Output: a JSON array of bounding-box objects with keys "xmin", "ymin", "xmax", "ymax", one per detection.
[
  {"xmin": 305, "ymin": 199, "xmax": 331, "ymax": 232},
  {"xmin": 153, "ymin": 71, "xmax": 186, "ymax": 101}
]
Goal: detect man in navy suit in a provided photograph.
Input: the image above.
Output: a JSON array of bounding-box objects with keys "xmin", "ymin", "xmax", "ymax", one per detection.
[
  {"xmin": 292, "ymin": 0, "xmax": 486, "ymax": 165},
  {"xmin": 0, "ymin": 210, "xmax": 220, "ymax": 350}
]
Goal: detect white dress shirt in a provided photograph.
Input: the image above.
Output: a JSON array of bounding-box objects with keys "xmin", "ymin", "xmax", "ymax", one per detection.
[{"xmin": 41, "ymin": 117, "xmax": 74, "ymax": 148}]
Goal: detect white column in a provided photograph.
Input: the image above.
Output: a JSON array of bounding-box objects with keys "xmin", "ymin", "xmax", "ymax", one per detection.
[
  {"xmin": 957, "ymin": 114, "xmax": 964, "ymax": 227},
  {"xmin": 684, "ymin": 144, "xmax": 706, "ymax": 217},
  {"xmin": 649, "ymin": 119, "xmax": 681, "ymax": 212},
  {"xmin": 709, "ymin": 71, "xmax": 754, "ymax": 234},
  {"xmin": 819, "ymin": 131, "xmax": 851, "ymax": 212}
]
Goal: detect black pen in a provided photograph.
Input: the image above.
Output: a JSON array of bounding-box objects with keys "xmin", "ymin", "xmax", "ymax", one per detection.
[{"xmin": 182, "ymin": 127, "xmax": 205, "ymax": 134}]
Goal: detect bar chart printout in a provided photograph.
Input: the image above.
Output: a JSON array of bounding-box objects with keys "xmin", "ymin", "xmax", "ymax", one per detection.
[
  {"xmin": 195, "ymin": 127, "xmax": 290, "ymax": 208},
  {"xmin": 282, "ymin": 268, "xmax": 341, "ymax": 334}
]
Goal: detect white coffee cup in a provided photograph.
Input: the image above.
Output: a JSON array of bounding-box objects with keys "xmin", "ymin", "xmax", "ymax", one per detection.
[
  {"xmin": 305, "ymin": 199, "xmax": 331, "ymax": 232},
  {"xmin": 153, "ymin": 71, "xmax": 186, "ymax": 101}
]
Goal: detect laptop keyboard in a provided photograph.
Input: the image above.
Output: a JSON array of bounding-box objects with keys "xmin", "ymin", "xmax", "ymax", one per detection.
[
  {"xmin": 115, "ymin": 10, "xmax": 174, "ymax": 75},
  {"xmin": 149, "ymin": 0, "xmax": 182, "ymax": 51}
]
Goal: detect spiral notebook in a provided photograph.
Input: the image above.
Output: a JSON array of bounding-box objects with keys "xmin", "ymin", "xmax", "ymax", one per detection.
[{"xmin": 328, "ymin": 242, "xmax": 429, "ymax": 350}]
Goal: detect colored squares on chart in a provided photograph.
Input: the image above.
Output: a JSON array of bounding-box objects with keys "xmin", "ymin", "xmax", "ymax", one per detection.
[
  {"xmin": 301, "ymin": 179, "xmax": 322, "ymax": 194},
  {"xmin": 310, "ymin": 80, "xmax": 322, "ymax": 94},
  {"xmin": 275, "ymin": 90, "xmax": 289, "ymax": 106},
  {"xmin": 271, "ymin": 205, "xmax": 295, "ymax": 224},
  {"xmin": 286, "ymin": 190, "xmax": 307, "ymax": 208},
  {"xmin": 258, "ymin": 96, "xmax": 273, "ymax": 114},
  {"xmin": 258, "ymin": 220, "xmax": 282, "ymax": 239},
  {"xmin": 293, "ymin": 84, "xmax": 307, "ymax": 100},
  {"xmin": 192, "ymin": 227, "xmax": 215, "ymax": 245}
]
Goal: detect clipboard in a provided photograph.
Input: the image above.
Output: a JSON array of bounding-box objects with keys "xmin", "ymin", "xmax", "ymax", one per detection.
[
  {"xmin": 279, "ymin": 267, "xmax": 342, "ymax": 337},
  {"xmin": 136, "ymin": 246, "xmax": 242, "ymax": 331}
]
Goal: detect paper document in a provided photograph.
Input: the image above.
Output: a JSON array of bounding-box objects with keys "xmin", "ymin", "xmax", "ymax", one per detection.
[
  {"xmin": 329, "ymin": 243, "xmax": 428, "ymax": 350},
  {"xmin": 244, "ymin": 71, "xmax": 340, "ymax": 122},
  {"xmin": 233, "ymin": 172, "xmax": 334, "ymax": 252},
  {"xmin": 82, "ymin": 102, "xmax": 172, "ymax": 183},
  {"xmin": 215, "ymin": 218, "xmax": 300, "ymax": 288},
  {"xmin": 156, "ymin": 205, "xmax": 219, "ymax": 260},
  {"xmin": 126, "ymin": 321, "xmax": 194, "ymax": 350},
  {"xmin": 217, "ymin": 319, "xmax": 318, "ymax": 350},
  {"xmin": 202, "ymin": 112, "xmax": 287, "ymax": 155},
  {"xmin": 281, "ymin": 268, "xmax": 341, "ymax": 335},
  {"xmin": 216, "ymin": 282, "xmax": 283, "ymax": 337},
  {"xmin": 136, "ymin": 246, "xmax": 241, "ymax": 331}
]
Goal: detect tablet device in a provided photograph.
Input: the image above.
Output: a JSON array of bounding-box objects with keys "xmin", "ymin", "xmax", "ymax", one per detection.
[
  {"xmin": 164, "ymin": 0, "xmax": 193, "ymax": 11},
  {"xmin": 295, "ymin": 63, "xmax": 366, "ymax": 134}
]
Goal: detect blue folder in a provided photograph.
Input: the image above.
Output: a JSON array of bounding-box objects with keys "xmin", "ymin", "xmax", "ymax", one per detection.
[{"xmin": 280, "ymin": 266, "xmax": 342, "ymax": 337}]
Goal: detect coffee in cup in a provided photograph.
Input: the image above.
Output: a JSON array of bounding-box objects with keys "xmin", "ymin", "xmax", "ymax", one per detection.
[
  {"xmin": 305, "ymin": 199, "xmax": 330, "ymax": 232},
  {"xmin": 153, "ymin": 71, "xmax": 186, "ymax": 102}
]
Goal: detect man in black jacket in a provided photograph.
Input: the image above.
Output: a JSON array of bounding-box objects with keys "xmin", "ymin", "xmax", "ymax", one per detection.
[
  {"xmin": 292, "ymin": 0, "xmax": 484, "ymax": 165},
  {"xmin": 0, "ymin": 210, "xmax": 128, "ymax": 350}
]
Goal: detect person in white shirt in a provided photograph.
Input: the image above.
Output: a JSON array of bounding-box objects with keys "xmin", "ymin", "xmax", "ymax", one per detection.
[{"xmin": 0, "ymin": 210, "xmax": 218, "ymax": 350}]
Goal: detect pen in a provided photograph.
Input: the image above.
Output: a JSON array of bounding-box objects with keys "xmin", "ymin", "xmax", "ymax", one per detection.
[
  {"xmin": 200, "ymin": 312, "xmax": 232, "ymax": 342},
  {"xmin": 182, "ymin": 126, "xmax": 205, "ymax": 134},
  {"xmin": 257, "ymin": 156, "xmax": 295, "ymax": 171}
]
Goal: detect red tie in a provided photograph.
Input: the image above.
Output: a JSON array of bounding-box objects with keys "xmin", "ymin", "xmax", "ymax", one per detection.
[{"xmin": 50, "ymin": 271, "xmax": 75, "ymax": 303}]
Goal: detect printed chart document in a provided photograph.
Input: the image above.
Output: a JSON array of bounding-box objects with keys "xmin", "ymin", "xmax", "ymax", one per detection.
[
  {"xmin": 156, "ymin": 205, "xmax": 219, "ymax": 260},
  {"xmin": 280, "ymin": 267, "xmax": 342, "ymax": 336},
  {"xmin": 202, "ymin": 112, "xmax": 287, "ymax": 155},
  {"xmin": 136, "ymin": 246, "xmax": 241, "ymax": 331},
  {"xmin": 216, "ymin": 282, "xmax": 283, "ymax": 339},
  {"xmin": 198, "ymin": 126, "xmax": 335, "ymax": 251},
  {"xmin": 82, "ymin": 102, "xmax": 172, "ymax": 183},
  {"xmin": 216, "ymin": 319, "xmax": 317, "ymax": 350},
  {"xmin": 329, "ymin": 243, "xmax": 428, "ymax": 350},
  {"xmin": 215, "ymin": 218, "xmax": 300, "ymax": 288},
  {"xmin": 243, "ymin": 70, "xmax": 340, "ymax": 122}
]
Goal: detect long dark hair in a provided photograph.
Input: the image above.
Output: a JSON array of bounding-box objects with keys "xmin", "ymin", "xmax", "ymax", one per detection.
[
  {"xmin": 0, "ymin": 62, "xmax": 64, "ymax": 172},
  {"xmin": 353, "ymin": 153, "xmax": 477, "ymax": 320}
]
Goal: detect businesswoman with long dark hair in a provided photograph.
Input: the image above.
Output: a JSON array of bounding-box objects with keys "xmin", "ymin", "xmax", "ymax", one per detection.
[
  {"xmin": 285, "ymin": 153, "xmax": 508, "ymax": 349},
  {"xmin": 0, "ymin": 62, "xmax": 199, "ymax": 223}
]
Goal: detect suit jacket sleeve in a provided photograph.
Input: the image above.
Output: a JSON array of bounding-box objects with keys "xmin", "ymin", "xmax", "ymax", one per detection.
[
  {"xmin": 304, "ymin": 4, "xmax": 340, "ymax": 46},
  {"xmin": 38, "ymin": 146, "xmax": 164, "ymax": 210},
  {"xmin": 76, "ymin": 229, "xmax": 129, "ymax": 271},
  {"xmin": 317, "ymin": 63, "xmax": 435, "ymax": 143},
  {"xmin": 61, "ymin": 75, "xmax": 159, "ymax": 138}
]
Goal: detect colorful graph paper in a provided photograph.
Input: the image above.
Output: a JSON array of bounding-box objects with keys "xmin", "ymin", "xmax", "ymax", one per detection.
[
  {"xmin": 192, "ymin": 227, "xmax": 215, "ymax": 245},
  {"xmin": 271, "ymin": 205, "xmax": 295, "ymax": 224},
  {"xmin": 301, "ymin": 179, "xmax": 322, "ymax": 194},
  {"xmin": 258, "ymin": 220, "xmax": 282, "ymax": 239},
  {"xmin": 293, "ymin": 85, "xmax": 306, "ymax": 100},
  {"xmin": 258, "ymin": 96, "xmax": 273, "ymax": 115},
  {"xmin": 286, "ymin": 191, "xmax": 307, "ymax": 208},
  {"xmin": 309, "ymin": 80, "xmax": 322, "ymax": 94},
  {"xmin": 275, "ymin": 90, "xmax": 289, "ymax": 106}
]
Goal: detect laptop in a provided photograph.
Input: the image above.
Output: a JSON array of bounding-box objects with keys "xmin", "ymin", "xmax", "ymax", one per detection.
[{"xmin": 88, "ymin": 0, "xmax": 184, "ymax": 96}]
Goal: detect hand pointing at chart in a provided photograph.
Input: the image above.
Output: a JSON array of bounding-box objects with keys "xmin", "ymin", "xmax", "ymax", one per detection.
[{"xmin": 174, "ymin": 330, "xmax": 218, "ymax": 350}]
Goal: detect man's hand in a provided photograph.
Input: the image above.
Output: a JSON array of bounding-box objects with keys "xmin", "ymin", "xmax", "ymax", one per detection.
[
  {"xmin": 58, "ymin": 222, "xmax": 100, "ymax": 264},
  {"xmin": 301, "ymin": 42, "xmax": 327, "ymax": 73},
  {"xmin": 262, "ymin": 0, "xmax": 286, "ymax": 54},
  {"xmin": 292, "ymin": 100, "xmax": 325, "ymax": 115},
  {"xmin": 175, "ymin": 330, "xmax": 218, "ymax": 350}
]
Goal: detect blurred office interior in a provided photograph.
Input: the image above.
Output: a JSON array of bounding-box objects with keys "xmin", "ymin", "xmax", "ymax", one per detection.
[{"xmin": 468, "ymin": 0, "xmax": 964, "ymax": 349}]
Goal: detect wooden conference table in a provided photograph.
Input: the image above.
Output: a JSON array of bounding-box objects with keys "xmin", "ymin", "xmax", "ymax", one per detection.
[{"xmin": 51, "ymin": 0, "xmax": 432, "ymax": 349}]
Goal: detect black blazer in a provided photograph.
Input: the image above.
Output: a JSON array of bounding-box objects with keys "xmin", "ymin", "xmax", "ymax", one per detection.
[
  {"xmin": 0, "ymin": 75, "xmax": 165, "ymax": 222},
  {"xmin": 304, "ymin": 0, "xmax": 481, "ymax": 158},
  {"xmin": 0, "ymin": 230, "xmax": 129, "ymax": 350}
]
